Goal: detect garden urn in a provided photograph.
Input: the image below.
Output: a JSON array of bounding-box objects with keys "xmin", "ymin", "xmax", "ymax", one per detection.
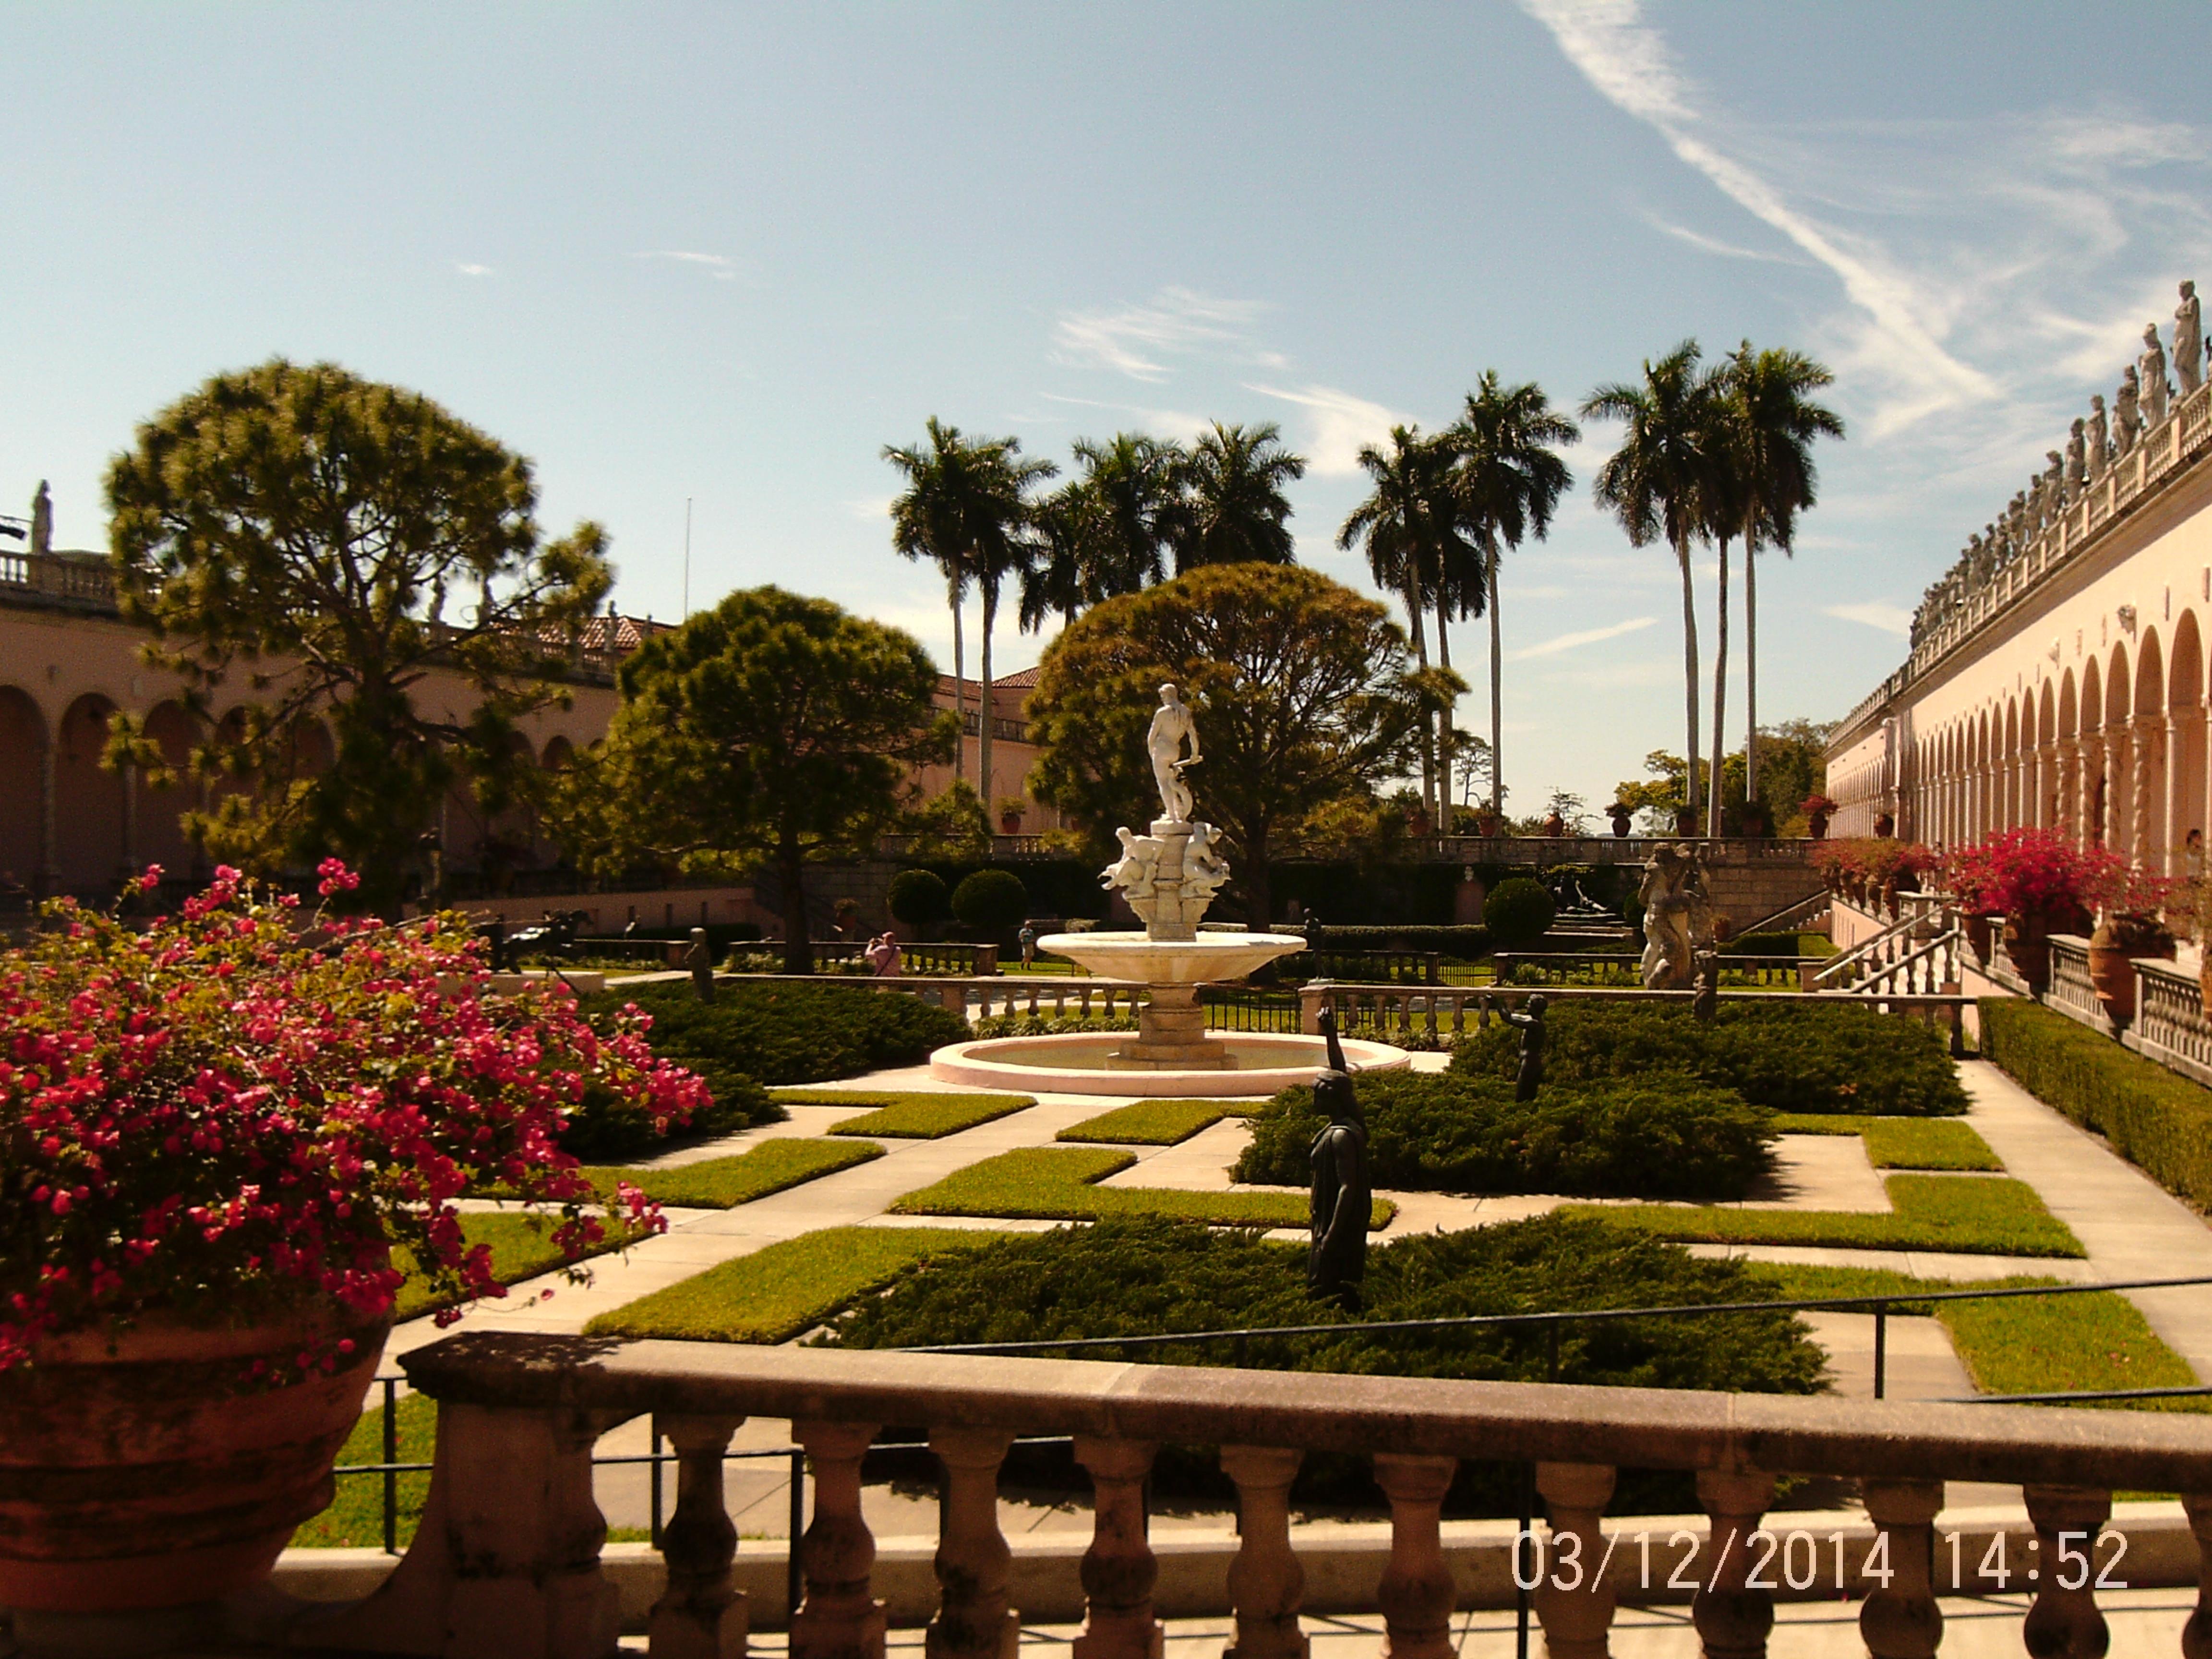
[
  {"xmin": 0, "ymin": 1308, "xmax": 389, "ymax": 1619},
  {"xmin": 2003, "ymin": 912, "xmax": 2052, "ymax": 991},
  {"xmin": 1962, "ymin": 912, "xmax": 1994, "ymax": 968},
  {"xmin": 2087, "ymin": 917, "xmax": 2174, "ymax": 1023},
  {"xmin": 1607, "ymin": 805, "xmax": 1632, "ymax": 839},
  {"xmin": 1808, "ymin": 810, "xmax": 1830, "ymax": 840}
]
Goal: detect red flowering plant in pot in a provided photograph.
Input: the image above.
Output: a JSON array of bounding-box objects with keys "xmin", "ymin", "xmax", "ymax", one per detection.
[
  {"xmin": 1942, "ymin": 830, "xmax": 2112, "ymax": 992},
  {"xmin": 2083, "ymin": 862, "xmax": 2177, "ymax": 1022},
  {"xmin": 0, "ymin": 863, "xmax": 707, "ymax": 1618},
  {"xmin": 1801, "ymin": 793, "xmax": 1838, "ymax": 839}
]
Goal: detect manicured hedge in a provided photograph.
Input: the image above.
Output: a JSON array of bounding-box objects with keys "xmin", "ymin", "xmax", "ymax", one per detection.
[
  {"xmin": 1450, "ymin": 1002, "xmax": 1967, "ymax": 1116},
  {"xmin": 1980, "ymin": 998, "xmax": 2212, "ymax": 1212},
  {"xmin": 1232, "ymin": 1071, "xmax": 1772, "ymax": 1201},
  {"xmin": 586, "ymin": 982, "xmax": 969, "ymax": 1098},
  {"xmin": 821, "ymin": 1214, "xmax": 1822, "ymax": 1515},
  {"xmin": 1481, "ymin": 878, "xmax": 1556, "ymax": 950}
]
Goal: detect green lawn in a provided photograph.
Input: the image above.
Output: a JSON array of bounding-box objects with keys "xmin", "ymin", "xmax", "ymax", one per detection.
[
  {"xmin": 890, "ymin": 1146, "xmax": 1394, "ymax": 1229},
  {"xmin": 767, "ymin": 1089, "xmax": 1035, "ymax": 1139},
  {"xmin": 1767, "ymin": 1115, "xmax": 2003, "ymax": 1171},
  {"xmin": 1057, "ymin": 1099, "xmax": 1242, "ymax": 1145},
  {"xmin": 1566, "ymin": 1174, "xmax": 2082, "ymax": 1258},
  {"xmin": 393, "ymin": 1211, "xmax": 645, "ymax": 1322},
  {"xmin": 585, "ymin": 1225, "xmax": 998, "ymax": 1344},
  {"xmin": 572, "ymin": 1137, "xmax": 883, "ymax": 1208},
  {"xmin": 1748, "ymin": 1263, "xmax": 2201, "ymax": 1409}
]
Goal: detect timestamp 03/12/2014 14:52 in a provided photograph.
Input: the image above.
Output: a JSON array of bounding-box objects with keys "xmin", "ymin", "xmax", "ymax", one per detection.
[{"xmin": 1509, "ymin": 1526, "xmax": 2131, "ymax": 1595}]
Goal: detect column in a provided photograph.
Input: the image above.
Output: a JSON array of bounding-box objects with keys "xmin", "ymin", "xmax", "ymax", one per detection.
[
  {"xmin": 1691, "ymin": 1469, "xmax": 1775, "ymax": 1659},
  {"xmin": 2022, "ymin": 1485, "xmax": 2110, "ymax": 1659},
  {"xmin": 2039, "ymin": 741, "xmax": 2061, "ymax": 830},
  {"xmin": 928, "ymin": 1429, "xmax": 1017, "ymax": 1659},
  {"xmin": 1859, "ymin": 1479, "xmax": 1943, "ymax": 1659},
  {"xmin": 792, "ymin": 1420, "xmax": 887, "ymax": 1659},
  {"xmin": 1072, "ymin": 1437, "xmax": 1162, "ymax": 1659},
  {"xmin": 1373, "ymin": 1454, "xmax": 1457, "ymax": 1659},
  {"xmin": 2057, "ymin": 738, "xmax": 2080, "ymax": 841},
  {"xmin": 2170, "ymin": 709, "xmax": 2204, "ymax": 876},
  {"xmin": 1220, "ymin": 1445, "xmax": 1307, "ymax": 1659},
  {"xmin": 120, "ymin": 761, "xmax": 138, "ymax": 875},
  {"xmin": 38, "ymin": 738, "xmax": 55, "ymax": 895},
  {"xmin": 649, "ymin": 1413, "xmax": 747, "ymax": 1659},
  {"xmin": 2136, "ymin": 711, "xmax": 2166, "ymax": 869},
  {"xmin": 1532, "ymin": 1463, "xmax": 1616, "ymax": 1659}
]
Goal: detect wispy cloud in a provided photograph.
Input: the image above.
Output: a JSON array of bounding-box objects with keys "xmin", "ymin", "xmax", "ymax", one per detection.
[
  {"xmin": 630, "ymin": 250, "xmax": 742, "ymax": 281},
  {"xmin": 1823, "ymin": 601, "xmax": 1912, "ymax": 637},
  {"xmin": 1512, "ymin": 615, "xmax": 1657, "ymax": 661},
  {"xmin": 1245, "ymin": 383, "xmax": 1416, "ymax": 477},
  {"xmin": 1519, "ymin": 0, "xmax": 1996, "ymax": 434},
  {"xmin": 1051, "ymin": 288, "xmax": 1267, "ymax": 381},
  {"xmin": 454, "ymin": 262, "xmax": 494, "ymax": 278},
  {"xmin": 1036, "ymin": 392, "xmax": 1212, "ymax": 444},
  {"xmin": 1644, "ymin": 216, "xmax": 1801, "ymax": 266},
  {"xmin": 844, "ymin": 495, "xmax": 896, "ymax": 523}
]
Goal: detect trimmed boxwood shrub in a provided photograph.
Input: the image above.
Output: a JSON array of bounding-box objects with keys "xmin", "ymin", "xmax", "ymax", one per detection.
[
  {"xmin": 888, "ymin": 868, "xmax": 950, "ymax": 928},
  {"xmin": 1232, "ymin": 1071, "xmax": 1772, "ymax": 1200},
  {"xmin": 1450, "ymin": 1002, "xmax": 1966, "ymax": 1116},
  {"xmin": 586, "ymin": 981, "xmax": 969, "ymax": 1099},
  {"xmin": 952, "ymin": 868, "xmax": 1029, "ymax": 936},
  {"xmin": 1981, "ymin": 998, "xmax": 2212, "ymax": 1210},
  {"xmin": 822, "ymin": 1214, "xmax": 1822, "ymax": 1515},
  {"xmin": 1481, "ymin": 877, "xmax": 1556, "ymax": 950}
]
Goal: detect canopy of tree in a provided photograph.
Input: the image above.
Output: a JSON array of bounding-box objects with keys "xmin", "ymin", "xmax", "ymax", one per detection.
[
  {"xmin": 1024, "ymin": 564, "xmax": 1421, "ymax": 925},
  {"xmin": 551, "ymin": 586, "xmax": 954, "ymax": 973},
  {"xmin": 104, "ymin": 359, "xmax": 613, "ymax": 910}
]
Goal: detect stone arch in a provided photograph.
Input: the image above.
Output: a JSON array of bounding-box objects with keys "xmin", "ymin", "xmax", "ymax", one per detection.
[
  {"xmin": 2105, "ymin": 642, "xmax": 2133, "ymax": 727},
  {"xmin": 2038, "ymin": 680, "xmax": 2059, "ymax": 829},
  {"xmin": 134, "ymin": 701, "xmax": 201, "ymax": 879},
  {"xmin": 55, "ymin": 694, "xmax": 125, "ymax": 893},
  {"xmin": 2135, "ymin": 631, "xmax": 2168, "ymax": 866},
  {"xmin": 2172, "ymin": 611, "xmax": 2208, "ymax": 872},
  {"xmin": 285, "ymin": 718, "xmax": 335, "ymax": 780},
  {"xmin": 541, "ymin": 735, "xmax": 575, "ymax": 771},
  {"xmin": 2004, "ymin": 696, "xmax": 2022, "ymax": 829},
  {"xmin": 0, "ymin": 688, "xmax": 46, "ymax": 896}
]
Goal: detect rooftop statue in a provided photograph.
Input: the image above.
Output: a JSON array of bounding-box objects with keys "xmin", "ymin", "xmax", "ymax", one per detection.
[
  {"xmin": 2142, "ymin": 324, "xmax": 2171, "ymax": 430},
  {"xmin": 28, "ymin": 482, "xmax": 51, "ymax": 558},
  {"xmin": 2179, "ymin": 281, "xmax": 2203, "ymax": 397},
  {"xmin": 2116, "ymin": 366, "xmax": 2142, "ymax": 455},
  {"xmin": 2087, "ymin": 396, "xmax": 2110, "ymax": 479},
  {"xmin": 2065, "ymin": 419, "xmax": 2087, "ymax": 499}
]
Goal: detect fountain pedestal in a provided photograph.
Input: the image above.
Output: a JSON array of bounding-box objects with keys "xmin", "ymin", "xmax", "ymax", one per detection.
[{"xmin": 1109, "ymin": 982, "xmax": 1228, "ymax": 1070}]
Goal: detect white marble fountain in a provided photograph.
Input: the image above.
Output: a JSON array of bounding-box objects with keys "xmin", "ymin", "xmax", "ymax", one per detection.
[{"xmin": 928, "ymin": 685, "xmax": 1409, "ymax": 1096}]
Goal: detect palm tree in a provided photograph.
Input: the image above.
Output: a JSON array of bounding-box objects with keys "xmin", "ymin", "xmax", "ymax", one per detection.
[
  {"xmin": 885, "ymin": 418, "xmax": 1056, "ymax": 804},
  {"xmin": 1583, "ymin": 343, "xmax": 1722, "ymax": 832},
  {"xmin": 1445, "ymin": 373, "xmax": 1577, "ymax": 820},
  {"xmin": 1171, "ymin": 421, "xmax": 1307, "ymax": 571},
  {"xmin": 1339, "ymin": 425, "xmax": 1455, "ymax": 824},
  {"xmin": 1717, "ymin": 343, "xmax": 1844, "ymax": 820}
]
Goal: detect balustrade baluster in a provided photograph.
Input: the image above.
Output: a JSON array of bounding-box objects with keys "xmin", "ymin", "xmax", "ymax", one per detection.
[
  {"xmin": 1373, "ymin": 1453, "xmax": 1458, "ymax": 1659},
  {"xmin": 1220, "ymin": 1445, "xmax": 1307, "ymax": 1659},
  {"xmin": 927, "ymin": 1428, "xmax": 1018, "ymax": 1659},
  {"xmin": 1532, "ymin": 1462, "xmax": 1616, "ymax": 1659},
  {"xmin": 792, "ymin": 1419, "xmax": 887, "ymax": 1659},
  {"xmin": 1690, "ymin": 1468, "xmax": 1775, "ymax": 1659},
  {"xmin": 1072, "ymin": 1436, "xmax": 1164, "ymax": 1659},
  {"xmin": 2183, "ymin": 1493, "xmax": 2212, "ymax": 1659},
  {"xmin": 2022, "ymin": 1485, "xmax": 2110, "ymax": 1659},
  {"xmin": 1859, "ymin": 1479, "xmax": 1942, "ymax": 1659},
  {"xmin": 649, "ymin": 1413, "xmax": 747, "ymax": 1659}
]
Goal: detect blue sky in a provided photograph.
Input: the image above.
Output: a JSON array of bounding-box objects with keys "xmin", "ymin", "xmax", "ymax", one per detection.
[{"xmin": 6, "ymin": 2, "xmax": 2212, "ymax": 814}]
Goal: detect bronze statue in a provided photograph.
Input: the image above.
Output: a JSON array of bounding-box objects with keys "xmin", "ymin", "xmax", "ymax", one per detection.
[
  {"xmin": 1307, "ymin": 1008, "xmax": 1369, "ymax": 1311},
  {"xmin": 685, "ymin": 926, "xmax": 716, "ymax": 1002},
  {"xmin": 1504, "ymin": 992, "xmax": 1546, "ymax": 1102}
]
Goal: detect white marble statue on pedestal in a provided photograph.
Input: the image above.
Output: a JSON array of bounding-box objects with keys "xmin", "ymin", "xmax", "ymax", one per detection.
[
  {"xmin": 1146, "ymin": 683, "xmax": 1199, "ymax": 827},
  {"xmin": 2141, "ymin": 324, "xmax": 2171, "ymax": 430},
  {"xmin": 2116, "ymin": 366, "xmax": 2142, "ymax": 456},
  {"xmin": 2087, "ymin": 396, "xmax": 2110, "ymax": 479},
  {"xmin": 1103, "ymin": 685, "xmax": 1233, "ymax": 942},
  {"xmin": 2178, "ymin": 281, "xmax": 2203, "ymax": 397}
]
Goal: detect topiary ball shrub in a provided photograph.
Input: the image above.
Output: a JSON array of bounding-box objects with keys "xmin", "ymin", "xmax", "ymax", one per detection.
[
  {"xmin": 952, "ymin": 868, "xmax": 1029, "ymax": 938},
  {"xmin": 1482, "ymin": 877, "xmax": 1556, "ymax": 950},
  {"xmin": 1232, "ymin": 1071, "xmax": 1772, "ymax": 1200},
  {"xmin": 821, "ymin": 1214, "xmax": 1823, "ymax": 1516},
  {"xmin": 888, "ymin": 868, "xmax": 950, "ymax": 929},
  {"xmin": 1449, "ymin": 1001, "xmax": 1967, "ymax": 1116},
  {"xmin": 585, "ymin": 981, "xmax": 968, "ymax": 1096}
]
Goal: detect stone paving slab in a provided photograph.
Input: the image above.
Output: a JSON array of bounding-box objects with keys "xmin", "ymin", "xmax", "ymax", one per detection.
[{"xmin": 1959, "ymin": 1060, "xmax": 2212, "ymax": 1380}]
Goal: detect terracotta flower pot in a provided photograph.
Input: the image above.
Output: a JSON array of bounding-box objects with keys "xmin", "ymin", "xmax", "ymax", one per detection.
[
  {"xmin": 0, "ymin": 1307, "xmax": 388, "ymax": 1613},
  {"xmin": 2086, "ymin": 940, "xmax": 2136, "ymax": 1020},
  {"xmin": 1808, "ymin": 812, "xmax": 1830, "ymax": 840},
  {"xmin": 1963, "ymin": 912, "xmax": 1994, "ymax": 968},
  {"xmin": 2003, "ymin": 914, "xmax": 2050, "ymax": 992}
]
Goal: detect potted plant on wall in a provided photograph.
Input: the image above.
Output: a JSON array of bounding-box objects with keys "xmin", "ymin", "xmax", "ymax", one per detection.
[
  {"xmin": 2085, "ymin": 863, "xmax": 2177, "ymax": 1022},
  {"xmin": 0, "ymin": 865, "xmax": 705, "ymax": 1626},
  {"xmin": 1606, "ymin": 802, "xmax": 1634, "ymax": 839},
  {"xmin": 1945, "ymin": 828, "xmax": 2110, "ymax": 992},
  {"xmin": 1802, "ymin": 793, "xmax": 1838, "ymax": 839}
]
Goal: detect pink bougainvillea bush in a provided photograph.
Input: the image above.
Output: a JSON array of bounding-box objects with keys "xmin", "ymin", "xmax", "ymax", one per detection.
[
  {"xmin": 0, "ymin": 863, "xmax": 709, "ymax": 1370},
  {"xmin": 1941, "ymin": 828, "xmax": 2118, "ymax": 927}
]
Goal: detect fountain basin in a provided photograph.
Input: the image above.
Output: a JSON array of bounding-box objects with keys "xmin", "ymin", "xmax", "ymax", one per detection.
[
  {"xmin": 928, "ymin": 1030, "xmax": 1411, "ymax": 1097},
  {"xmin": 1035, "ymin": 930, "xmax": 1308, "ymax": 985}
]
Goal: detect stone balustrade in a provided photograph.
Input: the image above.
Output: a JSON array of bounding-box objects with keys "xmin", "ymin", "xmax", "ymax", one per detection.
[
  {"xmin": 2045, "ymin": 935, "xmax": 2113, "ymax": 1037},
  {"xmin": 300, "ymin": 1332, "xmax": 2212, "ymax": 1659},
  {"xmin": 2129, "ymin": 957, "xmax": 2212, "ymax": 1086},
  {"xmin": 1843, "ymin": 378, "xmax": 2212, "ymax": 745},
  {"xmin": 1488, "ymin": 951, "xmax": 1818, "ymax": 988}
]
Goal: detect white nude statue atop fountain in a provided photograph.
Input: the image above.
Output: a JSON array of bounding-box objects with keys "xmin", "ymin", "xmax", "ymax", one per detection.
[{"xmin": 926, "ymin": 684, "xmax": 1409, "ymax": 1093}]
